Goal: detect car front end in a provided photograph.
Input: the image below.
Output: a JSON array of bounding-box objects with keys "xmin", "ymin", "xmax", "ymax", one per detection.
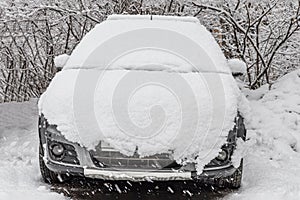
[{"xmin": 39, "ymin": 114, "xmax": 245, "ymax": 188}]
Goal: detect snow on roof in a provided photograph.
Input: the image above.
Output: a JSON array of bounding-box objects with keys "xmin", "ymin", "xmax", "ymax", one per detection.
[
  {"xmin": 107, "ymin": 14, "xmax": 200, "ymax": 23},
  {"xmin": 64, "ymin": 15, "xmax": 230, "ymax": 74}
]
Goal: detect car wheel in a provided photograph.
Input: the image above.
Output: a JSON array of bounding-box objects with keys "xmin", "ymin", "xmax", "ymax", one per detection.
[
  {"xmin": 226, "ymin": 159, "xmax": 243, "ymax": 189},
  {"xmin": 39, "ymin": 143, "xmax": 70, "ymax": 184},
  {"xmin": 215, "ymin": 159, "xmax": 243, "ymax": 189}
]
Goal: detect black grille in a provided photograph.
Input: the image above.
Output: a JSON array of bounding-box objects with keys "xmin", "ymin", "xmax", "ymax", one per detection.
[{"xmin": 90, "ymin": 149, "xmax": 175, "ymax": 170}]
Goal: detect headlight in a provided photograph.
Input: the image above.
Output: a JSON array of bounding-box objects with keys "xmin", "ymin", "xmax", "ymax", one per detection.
[
  {"xmin": 47, "ymin": 139, "xmax": 80, "ymax": 165},
  {"xmin": 50, "ymin": 143, "xmax": 65, "ymax": 157}
]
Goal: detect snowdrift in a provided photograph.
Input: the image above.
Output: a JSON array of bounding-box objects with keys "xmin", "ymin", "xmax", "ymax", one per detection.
[{"xmin": 228, "ymin": 69, "xmax": 300, "ymax": 199}]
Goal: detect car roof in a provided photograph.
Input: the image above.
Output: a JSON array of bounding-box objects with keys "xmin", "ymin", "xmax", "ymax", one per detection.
[
  {"xmin": 107, "ymin": 14, "xmax": 200, "ymax": 23},
  {"xmin": 64, "ymin": 15, "xmax": 230, "ymax": 74}
]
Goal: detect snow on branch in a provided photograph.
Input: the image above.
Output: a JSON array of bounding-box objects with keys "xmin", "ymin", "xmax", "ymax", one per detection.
[{"xmin": 192, "ymin": 0, "xmax": 300, "ymax": 89}]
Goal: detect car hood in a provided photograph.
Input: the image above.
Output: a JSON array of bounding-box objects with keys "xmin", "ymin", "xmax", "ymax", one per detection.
[{"xmin": 39, "ymin": 68, "xmax": 242, "ymax": 172}]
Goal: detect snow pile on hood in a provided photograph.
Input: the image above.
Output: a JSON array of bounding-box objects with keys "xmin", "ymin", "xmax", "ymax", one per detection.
[
  {"xmin": 227, "ymin": 69, "xmax": 300, "ymax": 200},
  {"xmin": 39, "ymin": 69, "xmax": 244, "ymax": 173}
]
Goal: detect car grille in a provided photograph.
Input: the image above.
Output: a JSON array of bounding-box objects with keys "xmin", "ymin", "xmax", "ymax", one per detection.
[{"xmin": 90, "ymin": 144, "xmax": 175, "ymax": 170}]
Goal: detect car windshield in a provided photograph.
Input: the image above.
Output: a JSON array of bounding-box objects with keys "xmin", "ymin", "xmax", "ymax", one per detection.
[{"xmin": 64, "ymin": 49, "xmax": 230, "ymax": 74}]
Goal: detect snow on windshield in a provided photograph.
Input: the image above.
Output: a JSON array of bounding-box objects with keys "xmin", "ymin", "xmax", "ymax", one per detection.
[
  {"xmin": 63, "ymin": 15, "xmax": 230, "ymax": 74},
  {"xmin": 98, "ymin": 49, "xmax": 197, "ymax": 73}
]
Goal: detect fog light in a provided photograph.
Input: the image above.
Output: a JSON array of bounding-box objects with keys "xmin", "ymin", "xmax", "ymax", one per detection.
[
  {"xmin": 51, "ymin": 143, "xmax": 65, "ymax": 157},
  {"xmin": 216, "ymin": 149, "xmax": 228, "ymax": 161}
]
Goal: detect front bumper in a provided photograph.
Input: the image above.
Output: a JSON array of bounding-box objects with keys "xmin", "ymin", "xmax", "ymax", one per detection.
[
  {"xmin": 42, "ymin": 128, "xmax": 238, "ymax": 182},
  {"xmin": 45, "ymin": 152, "xmax": 238, "ymax": 182},
  {"xmin": 83, "ymin": 164, "xmax": 237, "ymax": 181},
  {"xmin": 84, "ymin": 168, "xmax": 192, "ymax": 181}
]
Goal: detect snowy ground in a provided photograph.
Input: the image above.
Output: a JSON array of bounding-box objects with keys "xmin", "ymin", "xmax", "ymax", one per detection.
[
  {"xmin": 226, "ymin": 70, "xmax": 300, "ymax": 200},
  {"xmin": 0, "ymin": 100, "xmax": 66, "ymax": 200},
  {"xmin": 0, "ymin": 69, "xmax": 300, "ymax": 199}
]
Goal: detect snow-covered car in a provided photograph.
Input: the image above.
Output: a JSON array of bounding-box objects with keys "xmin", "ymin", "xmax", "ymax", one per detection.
[{"xmin": 38, "ymin": 15, "xmax": 247, "ymax": 188}]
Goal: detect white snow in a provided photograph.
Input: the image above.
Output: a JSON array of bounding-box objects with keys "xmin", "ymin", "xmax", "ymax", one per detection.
[
  {"xmin": 39, "ymin": 15, "xmax": 241, "ymax": 174},
  {"xmin": 54, "ymin": 54, "xmax": 69, "ymax": 69},
  {"xmin": 226, "ymin": 69, "xmax": 300, "ymax": 200},
  {"xmin": 38, "ymin": 69, "xmax": 242, "ymax": 173},
  {"xmin": 63, "ymin": 15, "xmax": 230, "ymax": 74},
  {"xmin": 1, "ymin": 68, "xmax": 300, "ymax": 199},
  {"xmin": 107, "ymin": 14, "xmax": 200, "ymax": 23},
  {"xmin": 99, "ymin": 49, "xmax": 200, "ymax": 73},
  {"xmin": 227, "ymin": 59, "xmax": 247, "ymax": 75},
  {"xmin": 0, "ymin": 99, "xmax": 66, "ymax": 199}
]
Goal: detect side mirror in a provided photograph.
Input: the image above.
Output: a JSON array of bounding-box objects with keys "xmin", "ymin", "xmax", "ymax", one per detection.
[
  {"xmin": 227, "ymin": 59, "xmax": 247, "ymax": 77},
  {"xmin": 54, "ymin": 54, "xmax": 70, "ymax": 72}
]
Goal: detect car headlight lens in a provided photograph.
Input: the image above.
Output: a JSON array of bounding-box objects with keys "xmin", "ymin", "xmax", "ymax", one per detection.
[
  {"xmin": 216, "ymin": 149, "xmax": 228, "ymax": 161},
  {"xmin": 51, "ymin": 143, "xmax": 65, "ymax": 157}
]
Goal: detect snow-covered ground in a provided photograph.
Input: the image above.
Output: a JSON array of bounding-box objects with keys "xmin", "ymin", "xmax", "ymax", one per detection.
[
  {"xmin": 0, "ymin": 69, "xmax": 299, "ymax": 199},
  {"xmin": 0, "ymin": 100, "xmax": 66, "ymax": 200},
  {"xmin": 227, "ymin": 69, "xmax": 300, "ymax": 200}
]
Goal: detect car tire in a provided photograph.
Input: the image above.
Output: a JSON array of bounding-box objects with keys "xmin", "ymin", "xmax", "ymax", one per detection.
[
  {"xmin": 215, "ymin": 159, "xmax": 243, "ymax": 189},
  {"xmin": 39, "ymin": 143, "xmax": 70, "ymax": 184},
  {"xmin": 227, "ymin": 159, "xmax": 243, "ymax": 189}
]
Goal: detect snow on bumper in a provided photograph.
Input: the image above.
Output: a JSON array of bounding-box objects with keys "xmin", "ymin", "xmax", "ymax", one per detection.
[{"xmin": 84, "ymin": 168, "xmax": 192, "ymax": 181}]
